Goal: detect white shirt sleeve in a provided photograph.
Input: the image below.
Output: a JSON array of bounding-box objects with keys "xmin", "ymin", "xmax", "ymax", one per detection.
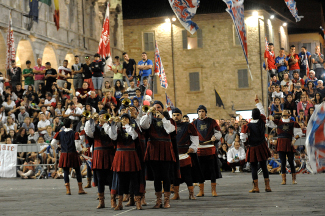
[
  {"xmin": 239, "ymin": 147, "xmax": 246, "ymax": 160},
  {"xmin": 125, "ymin": 124, "xmax": 138, "ymax": 140},
  {"xmin": 256, "ymin": 102, "xmax": 265, "ymax": 116},
  {"xmin": 294, "ymin": 127, "xmax": 303, "ymax": 139},
  {"xmin": 84, "ymin": 120, "xmax": 94, "ymax": 138},
  {"xmin": 50, "ymin": 139, "xmax": 59, "ymax": 149},
  {"xmin": 102, "ymin": 123, "xmax": 111, "ymax": 134},
  {"xmin": 214, "ymin": 129, "xmax": 222, "ymax": 140},
  {"xmin": 75, "ymin": 140, "xmax": 82, "ymax": 152},
  {"xmin": 161, "ymin": 117, "xmax": 176, "ymax": 134},
  {"xmin": 227, "ymin": 149, "xmax": 234, "ymax": 163},
  {"xmin": 266, "ymin": 120, "xmax": 277, "ymax": 128},
  {"xmin": 240, "ymin": 133, "xmax": 248, "ymax": 143},
  {"xmin": 189, "ymin": 135, "xmax": 199, "ymax": 153},
  {"xmin": 108, "ymin": 122, "xmax": 118, "ymax": 140},
  {"xmin": 76, "ymin": 91, "xmax": 80, "ymax": 96},
  {"xmin": 140, "ymin": 113, "xmax": 152, "ymax": 129}
]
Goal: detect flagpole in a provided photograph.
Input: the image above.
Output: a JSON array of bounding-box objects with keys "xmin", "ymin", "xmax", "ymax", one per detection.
[{"xmin": 171, "ymin": 22, "xmax": 177, "ymax": 107}]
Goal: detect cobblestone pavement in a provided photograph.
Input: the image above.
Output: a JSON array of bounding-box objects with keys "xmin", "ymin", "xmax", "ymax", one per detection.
[{"xmin": 0, "ymin": 172, "xmax": 324, "ymax": 216}]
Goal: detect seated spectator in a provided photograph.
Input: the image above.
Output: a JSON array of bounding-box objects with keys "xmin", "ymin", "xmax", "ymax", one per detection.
[
  {"xmin": 126, "ymin": 80, "xmax": 137, "ymax": 99},
  {"xmin": 14, "ymin": 83, "xmax": 25, "ymax": 102},
  {"xmin": 44, "ymin": 125, "xmax": 55, "ymax": 143},
  {"xmin": 52, "ymin": 116, "xmax": 63, "ymax": 133},
  {"xmin": 76, "ymin": 82, "xmax": 91, "ymax": 105},
  {"xmin": 220, "ymin": 125, "xmax": 228, "ymax": 140},
  {"xmin": 2, "ymin": 94, "xmax": 16, "ymax": 115},
  {"xmin": 28, "ymin": 128, "xmax": 39, "ymax": 142},
  {"xmin": 113, "ymin": 80, "xmax": 124, "ymax": 101},
  {"xmin": 24, "ymin": 85, "xmax": 35, "ymax": 101},
  {"xmin": 306, "ymin": 81, "xmax": 316, "ymax": 99},
  {"xmin": 97, "ymin": 101, "xmax": 105, "ymax": 113},
  {"xmin": 17, "ymin": 158, "xmax": 42, "ymax": 179},
  {"xmin": 6, "ymin": 136, "xmax": 12, "ymax": 144},
  {"xmin": 227, "ymin": 140, "xmax": 246, "ymax": 172},
  {"xmin": 299, "ymin": 122, "xmax": 307, "ymax": 135},
  {"xmin": 102, "ymin": 91, "xmax": 117, "ymax": 108},
  {"xmin": 4, "ymin": 116, "xmax": 17, "ymax": 134},
  {"xmin": 282, "ymin": 85, "xmax": 292, "ymax": 101},
  {"xmin": 267, "ymin": 152, "xmax": 281, "ymax": 174},
  {"xmin": 296, "ymin": 109, "xmax": 307, "ymax": 126},
  {"xmin": 39, "ymin": 106, "xmax": 51, "ymax": 120},
  {"xmin": 8, "ymin": 129, "xmax": 15, "ymax": 143},
  {"xmin": 316, "ymin": 80, "xmax": 325, "ymax": 98},
  {"xmin": 292, "ymin": 70, "xmax": 305, "ymax": 87},
  {"xmin": 280, "ymin": 73, "xmax": 293, "ymax": 92},
  {"xmin": 218, "ymin": 143, "xmax": 231, "ymax": 171},
  {"xmin": 132, "ymin": 98, "xmax": 140, "ymax": 110},
  {"xmin": 268, "ymin": 84, "xmax": 275, "ymax": 104},
  {"xmin": 225, "ymin": 125, "xmax": 236, "ymax": 147},
  {"xmin": 133, "ymin": 89, "xmax": 143, "ymax": 105},
  {"xmin": 284, "ymin": 94, "xmax": 297, "ymax": 117},
  {"xmin": 37, "ymin": 113, "xmax": 50, "ymax": 134},
  {"xmin": 102, "ymin": 81, "xmax": 113, "ymax": 94},
  {"xmin": 63, "ymin": 102, "xmax": 82, "ymax": 130},
  {"xmin": 14, "ymin": 128, "xmax": 28, "ymax": 144},
  {"xmin": 44, "ymin": 93, "xmax": 56, "ymax": 108},
  {"xmin": 37, "ymin": 83, "xmax": 46, "ymax": 99},
  {"xmin": 269, "ymin": 74, "xmax": 281, "ymax": 88},
  {"xmin": 297, "ymin": 95, "xmax": 313, "ymax": 116},
  {"xmin": 0, "ymin": 127, "xmax": 7, "ymax": 142},
  {"xmin": 71, "ymin": 96, "xmax": 83, "ymax": 110},
  {"xmin": 119, "ymin": 91, "xmax": 130, "ymax": 104},
  {"xmin": 293, "ymin": 82, "xmax": 303, "ymax": 103},
  {"xmin": 18, "ymin": 106, "xmax": 29, "ymax": 126},
  {"xmin": 272, "ymin": 85, "xmax": 284, "ymax": 103},
  {"xmin": 304, "ymin": 70, "xmax": 318, "ymax": 89},
  {"xmin": 86, "ymin": 91, "xmax": 99, "ymax": 113},
  {"xmin": 312, "ymin": 92, "xmax": 322, "ymax": 106},
  {"xmin": 306, "ymin": 107, "xmax": 315, "ymax": 124},
  {"xmin": 140, "ymin": 77, "xmax": 149, "ymax": 96},
  {"xmin": 54, "ymin": 101, "xmax": 64, "ymax": 120},
  {"xmin": 271, "ymin": 97, "xmax": 283, "ymax": 116}
]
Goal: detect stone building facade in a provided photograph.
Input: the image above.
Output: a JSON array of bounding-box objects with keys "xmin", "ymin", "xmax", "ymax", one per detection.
[
  {"xmin": 0, "ymin": 0, "xmax": 124, "ymax": 75},
  {"xmin": 123, "ymin": 10, "xmax": 289, "ymax": 119}
]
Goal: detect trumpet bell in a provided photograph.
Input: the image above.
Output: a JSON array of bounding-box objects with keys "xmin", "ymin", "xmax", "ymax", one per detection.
[
  {"xmin": 142, "ymin": 105, "xmax": 150, "ymax": 113},
  {"xmin": 103, "ymin": 113, "xmax": 111, "ymax": 120},
  {"xmin": 83, "ymin": 110, "xmax": 91, "ymax": 118},
  {"xmin": 122, "ymin": 98, "xmax": 131, "ymax": 107}
]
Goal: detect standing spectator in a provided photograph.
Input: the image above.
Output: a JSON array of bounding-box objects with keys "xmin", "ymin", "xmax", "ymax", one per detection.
[
  {"xmin": 311, "ymin": 46, "xmax": 324, "ymax": 80},
  {"xmin": 33, "ymin": 58, "xmax": 46, "ymax": 92},
  {"xmin": 297, "ymin": 95, "xmax": 313, "ymax": 116},
  {"xmin": 298, "ymin": 46, "xmax": 311, "ymax": 78},
  {"xmin": 316, "ymin": 80, "xmax": 325, "ymax": 97},
  {"xmin": 82, "ymin": 56, "xmax": 94, "ymax": 90},
  {"xmin": 264, "ymin": 43, "xmax": 276, "ymax": 78},
  {"xmin": 44, "ymin": 62, "xmax": 57, "ymax": 92},
  {"xmin": 137, "ymin": 52, "xmax": 153, "ymax": 84},
  {"xmin": 22, "ymin": 60, "xmax": 34, "ymax": 90},
  {"xmin": 57, "ymin": 60, "xmax": 71, "ymax": 88},
  {"xmin": 304, "ymin": 70, "xmax": 318, "ymax": 89},
  {"xmin": 112, "ymin": 56, "xmax": 123, "ymax": 86},
  {"xmin": 122, "ymin": 52, "xmax": 137, "ymax": 87},
  {"xmin": 18, "ymin": 106, "xmax": 29, "ymax": 126},
  {"xmin": 72, "ymin": 55, "xmax": 83, "ymax": 91},
  {"xmin": 286, "ymin": 45, "xmax": 300, "ymax": 79},
  {"xmin": 227, "ymin": 140, "xmax": 246, "ymax": 172},
  {"xmin": 7, "ymin": 60, "xmax": 22, "ymax": 91},
  {"xmin": 90, "ymin": 53, "xmax": 105, "ymax": 98},
  {"xmin": 126, "ymin": 80, "xmax": 137, "ymax": 99},
  {"xmin": 275, "ymin": 48, "xmax": 288, "ymax": 81}
]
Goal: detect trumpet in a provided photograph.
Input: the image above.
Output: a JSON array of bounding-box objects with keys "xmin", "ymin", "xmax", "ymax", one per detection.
[
  {"xmin": 142, "ymin": 105, "xmax": 150, "ymax": 113},
  {"xmin": 103, "ymin": 113, "xmax": 111, "ymax": 121},
  {"xmin": 109, "ymin": 116, "xmax": 121, "ymax": 122},
  {"xmin": 122, "ymin": 98, "xmax": 131, "ymax": 107},
  {"xmin": 82, "ymin": 110, "xmax": 91, "ymax": 118}
]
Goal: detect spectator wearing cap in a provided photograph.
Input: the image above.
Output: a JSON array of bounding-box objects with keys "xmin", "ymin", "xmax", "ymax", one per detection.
[
  {"xmin": 311, "ymin": 46, "xmax": 324, "ymax": 80},
  {"xmin": 137, "ymin": 52, "xmax": 153, "ymax": 85},
  {"xmin": 112, "ymin": 56, "xmax": 124, "ymax": 86},
  {"xmin": 298, "ymin": 46, "xmax": 311, "ymax": 78},
  {"xmin": 57, "ymin": 60, "xmax": 72, "ymax": 88},
  {"xmin": 72, "ymin": 55, "xmax": 83, "ymax": 91},
  {"xmin": 286, "ymin": 45, "xmax": 300, "ymax": 79},
  {"xmin": 264, "ymin": 43, "xmax": 277, "ymax": 78},
  {"xmin": 304, "ymin": 70, "xmax": 318, "ymax": 90},
  {"xmin": 7, "ymin": 60, "xmax": 22, "ymax": 91},
  {"xmin": 91, "ymin": 53, "xmax": 106, "ymax": 98},
  {"xmin": 18, "ymin": 106, "xmax": 29, "ymax": 125},
  {"xmin": 122, "ymin": 52, "xmax": 137, "ymax": 87},
  {"xmin": 44, "ymin": 62, "xmax": 57, "ymax": 92},
  {"xmin": 86, "ymin": 91, "xmax": 100, "ymax": 113},
  {"xmin": 275, "ymin": 48, "xmax": 288, "ymax": 81},
  {"xmin": 33, "ymin": 58, "xmax": 46, "ymax": 92},
  {"xmin": 22, "ymin": 60, "xmax": 34, "ymax": 90},
  {"xmin": 225, "ymin": 125, "xmax": 236, "ymax": 148},
  {"xmin": 82, "ymin": 56, "xmax": 95, "ymax": 90}
]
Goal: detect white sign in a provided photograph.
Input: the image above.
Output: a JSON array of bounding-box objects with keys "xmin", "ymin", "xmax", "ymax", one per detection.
[{"xmin": 0, "ymin": 144, "xmax": 17, "ymax": 177}]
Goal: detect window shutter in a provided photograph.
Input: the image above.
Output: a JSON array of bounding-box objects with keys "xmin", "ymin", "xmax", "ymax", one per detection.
[
  {"xmin": 197, "ymin": 29, "xmax": 203, "ymax": 48},
  {"xmin": 144, "ymin": 33, "xmax": 149, "ymax": 51},
  {"xmin": 182, "ymin": 30, "xmax": 188, "ymax": 49},
  {"xmin": 238, "ymin": 69, "xmax": 248, "ymax": 88},
  {"xmin": 153, "ymin": 75, "xmax": 158, "ymax": 94},
  {"xmin": 189, "ymin": 72, "xmax": 200, "ymax": 91},
  {"xmin": 148, "ymin": 33, "xmax": 154, "ymax": 51}
]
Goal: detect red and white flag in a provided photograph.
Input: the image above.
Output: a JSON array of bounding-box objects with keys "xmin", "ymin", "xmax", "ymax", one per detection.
[
  {"xmin": 97, "ymin": 4, "xmax": 112, "ymax": 71},
  {"xmin": 6, "ymin": 11, "xmax": 15, "ymax": 71},
  {"xmin": 154, "ymin": 41, "xmax": 168, "ymax": 89}
]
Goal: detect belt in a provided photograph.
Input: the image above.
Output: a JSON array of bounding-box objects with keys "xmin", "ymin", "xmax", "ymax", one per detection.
[
  {"xmin": 148, "ymin": 138, "xmax": 171, "ymax": 142},
  {"xmin": 277, "ymin": 134, "xmax": 292, "ymax": 139},
  {"xmin": 116, "ymin": 148, "xmax": 135, "ymax": 151},
  {"xmin": 94, "ymin": 146, "xmax": 115, "ymax": 151},
  {"xmin": 178, "ymin": 145, "xmax": 190, "ymax": 148}
]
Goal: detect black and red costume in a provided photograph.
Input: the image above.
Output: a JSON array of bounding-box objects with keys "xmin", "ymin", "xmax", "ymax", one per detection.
[{"xmin": 76, "ymin": 87, "xmax": 91, "ymax": 105}]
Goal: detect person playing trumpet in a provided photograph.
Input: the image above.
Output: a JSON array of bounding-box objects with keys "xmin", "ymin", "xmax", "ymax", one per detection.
[{"xmin": 84, "ymin": 110, "xmax": 115, "ymax": 209}]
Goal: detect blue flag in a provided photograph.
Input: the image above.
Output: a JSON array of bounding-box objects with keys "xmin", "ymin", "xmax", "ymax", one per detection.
[{"xmin": 29, "ymin": 0, "xmax": 39, "ymax": 22}]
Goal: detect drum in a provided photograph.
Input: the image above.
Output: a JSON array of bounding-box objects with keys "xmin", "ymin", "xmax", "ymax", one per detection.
[
  {"xmin": 179, "ymin": 154, "xmax": 192, "ymax": 167},
  {"xmin": 197, "ymin": 145, "xmax": 216, "ymax": 157}
]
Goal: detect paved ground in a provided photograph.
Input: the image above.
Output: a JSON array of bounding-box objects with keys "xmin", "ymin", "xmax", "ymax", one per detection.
[{"xmin": 0, "ymin": 172, "xmax": 324, "ymax": 216}]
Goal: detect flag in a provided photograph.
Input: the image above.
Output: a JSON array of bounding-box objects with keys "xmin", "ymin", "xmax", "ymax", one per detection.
[
  {"xmin": 5, "ymin": 11, "xmax": 15, "ymax": 71},
  {"xmin": 306, "ymin": 102, "xmax": 325, "ymax": 173},
  {"xmin": 53, "ymin": 0, "xmax": 60, "ymax": 30},
  {"xmin": 29, "ymin": 0, "xmax": 39, "ymax": 22},
  {"xmin": 223, "ymin": 0, "xmax": 252, "ymax": 80},
  {"xmin": 154, "ymin": 41, "xmax": 168, "ymax": 89},
  {"xmin": 81, "ymin": 154, "xmax": 92, "ymax": 168},
  {"xmin": 320, "ymin": 26, "xmax": 325, "ymax": 39},
  {"xmin": 284, "ymin": 0, "xmax": 304, "ymax": 22},
  {"xmin": 40, "ymin": 0, "xmax": 51, "ymax": 6},
  {"xmin": 215, "ymin": 89, "xmax": 225, "ymax": 109},
  {"xmin": 98, "ymin": 4, "xmax": 113, "ymax": 71},
  {"xmin": 166, "ymin": 93, "xmax": 175, "ymax": 109},
  {"xmin": 169, "ymin": 0, "xmax": 200, "ymax": 34}
]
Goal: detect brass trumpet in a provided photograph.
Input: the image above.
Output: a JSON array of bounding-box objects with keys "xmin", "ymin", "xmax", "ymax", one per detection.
[
  {"xmin": 142, "ymin": 105, "xmax": 150, "ymax": 113},
  {"xmin": 122, "ymin": 98, "xmax": 131, "ymax": 107},
  {"xmin": 82, "ymin": 110, "xmax": 91, "ymax": 118},
  {"xmin": 103, "ymin": 113, "xmax": 111, "ymax": 121},
  {"xmin": 108, "ymin": 116, "xmax": 121, "ymax": 122}
]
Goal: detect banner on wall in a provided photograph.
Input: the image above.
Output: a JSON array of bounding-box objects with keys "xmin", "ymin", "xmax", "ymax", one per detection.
[{"xmin": 0, "ymin": 144, "xmax": 17, "ymax": 178}]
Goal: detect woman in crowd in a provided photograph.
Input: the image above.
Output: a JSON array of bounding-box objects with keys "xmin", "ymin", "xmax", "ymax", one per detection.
[
  {"xmin": 280, "ymin": 72, "xmax": 293, "ymax": 92},
  {"xmin": 0, "ymin": 127, "xmax": 7, "ymax": 142},
  {"xmin": 4, "ymin": 116, "xmax": 17, "ymax": 134},
  {"xmin": 312, "ymin": 92, "xmax": 322, "ymax": 106},
  {"xmin": 8, "ymin": 129, "xmax": 15, "ymax": 142},
  {"xmin": 307, "ymin": 107, "xmax": 315, "ymax": 124},
  {"xmin": 218, "ymin": 143, "xmax": 231, "ymax": 171},
  {"xmin": 2, "ymin": 94, "xmax": 16, "ymax": 115},
  {"xmin": 37, "ymin": 83, "xmax": 46, "ymax": 99},
  {"xmin": 54, "ymin": 102, "xmax": 65, "ymax": 121},
  {"xmin": 21, "ymin": 117, "xmax": 35, "ymax": 132},
  {"xmin": 225, "ymin": 125, "xmax": 236, "ymax": 147},
  {"xmin": 24, "ymin": 85, "xmax": 35, "ymax": 101},
  {"xmin": 113, "ymin": 80, "xmax": 125, "ymax": 103},
  {"xmin": 297, "ymin": 95, "xmax": 314, "ymax": 116},
  {"xmin": 283, "ymin": 94, "xmax": 297, "ymax": 117},
  {"xmin": 306, "ymin": 81, "xmax": 316, "ymax": 99},
  {"xmin": 76, "ymin": 116, "xmax": 86, "ymax": 132},
  {"xmin": 102, "ymin": 81, "xmax": 114, "ymax": 93},
  {"xmin": 59, "ymin": 82, "xmax": 73, "ymax": 105},
  {"xmin": 14, "ymin": 128, "xmax": 28, "ymax": 144},
  {"xmin": 271, "ymin": 97, "xmax": 284, "ymax": 116}
]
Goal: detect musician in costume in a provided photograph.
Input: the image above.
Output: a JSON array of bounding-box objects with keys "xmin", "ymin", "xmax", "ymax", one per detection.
[
  {"xmin": 50, "ymin": 118, "xmax": 87, "ymax": 196},
  {"xmin": 84, "ymin": 110, "xmax": 115, "ymax": 209},
  {"xmin": 240, "ymin": 95, "xmax": 272, "ymax": 193},
  {"xmin": 268, "ymin": 110, "xmax": 303, "ymax": 185},
  {"xmin": 140, "ymin": 101, "xmax": 178, "ymax": 209},
  {"xmin": 108, "ymin": 113, "xmax": 143, "ymax": 210},
  {"xmin": 191, "ymin": 105, "xmax": 222, "ymax": 197},
  {"xmin": 171, "ymin": 108, "xmax": 204, "ymax": 200}
]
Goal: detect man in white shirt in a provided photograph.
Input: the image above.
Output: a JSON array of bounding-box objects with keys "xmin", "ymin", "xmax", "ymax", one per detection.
[
  {"xmin": 126, "ymin": 80, "xmax": 137, "ymax": 99},
  {"xmin": 271, "ymin": 85, "xmax": 284, "ymax": 103},
  {"xmin": 57, "ymin": 60, "xmax": 72, "ymax": 88},
  {"xmin": 44, "ymin": 93, "xmax": 56, "ymax": 107},
  {"xmin": 63, "ymin": 102, "xmax": 82, "ymax": 130},
  {"xmin": 227, "ymin": 140, "xmax": 246, "ymax": 172},
  {"xmin": 37, "ymin": 113, "xmax": 50, "ymax": 134}
]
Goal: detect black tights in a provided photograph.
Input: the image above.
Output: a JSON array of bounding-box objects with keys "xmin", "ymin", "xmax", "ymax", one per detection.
[
  {"xmin": 94, "ymin": 169, "xmax": 112, "ymax": 193},
  {"xmin": 199, "ymin": 156, "xmax": 216, "ymax": 183},
  {"xmin": 174, "ymin": 166, "xmax": 193, "ymax": 187},
  {"xmin": 149, "ymin": 161, "xmax": 172, "ymax": 192},
  {"xmin": 63, "ymin": 167, "xmax": 82, "ymax": 183},
  {"xmin": 86, "ymin": 163, "xmax": 92, "ymax": 178},
  {"xmin": 279, "ymin": 152, "xmax": 295, "ymax": 174},
  {"xmin": 117, "ymin": 172, "xmax": 140, "ymax": 196},
  {"xmin": 250, "ymin": 161, "xmax": 269, "ymax": 180}
]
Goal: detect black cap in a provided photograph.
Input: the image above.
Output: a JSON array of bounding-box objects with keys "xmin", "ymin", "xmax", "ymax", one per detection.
[{"xmin": 94, "ymin": 53, "xmax": 100, "ymax": 57}]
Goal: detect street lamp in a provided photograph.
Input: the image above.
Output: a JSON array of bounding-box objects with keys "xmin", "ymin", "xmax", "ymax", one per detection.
[
  {"xmin": 172, "ymin": 17, "xmax": 176, "ymax": 22},
  {"xmin": 283, "ymin": 23, "xmax": 287, "ymax": 27},
  {"xmin": 270, "ymin": 15, "xmax": 275, "ymax": 19},
  {"xmin": 165, "ymin": 18, "xmax": 170, "ymax": 23}
]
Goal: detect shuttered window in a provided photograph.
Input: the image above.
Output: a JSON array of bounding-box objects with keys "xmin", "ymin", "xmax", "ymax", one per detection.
[
  {"xmin": 197, "ymin": 29, "xmax": 203, "ymax": 48},
  {"xmin": 182, "ymin": 30, "xmax": 188, "ymax": 49},
  {"xmin": 182, "ymin": 29, "xmax": 203, "ymax": 49},
  {"xmin": 153, "ymin": 75, "xmax": 158, "ymax": 94},
  {"xmin": 143, "ymin": 32, "xmax": 155, "ymax": 51},
  {"xmin": 238, "ymin": 69, "xmax": 249, "ymax": 88},
  {"xmin": 189, "ymin": 72, "xmax": 200, "ymax": 91}
]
